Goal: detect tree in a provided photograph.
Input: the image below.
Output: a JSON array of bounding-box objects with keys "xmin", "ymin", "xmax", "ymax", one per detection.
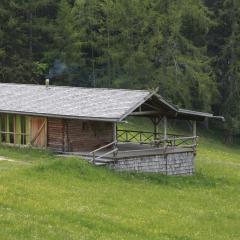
[
  {"xmin": 0, "ymin": 0, "xmax": 59, "ymax": 84},
  {"xmin": 206, "ymin": 0, "xmax": 240, "ymax": 141}
]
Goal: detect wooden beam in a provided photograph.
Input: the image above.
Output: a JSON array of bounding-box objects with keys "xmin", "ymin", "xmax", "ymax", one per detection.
[
  {"xmin": 143, "ymin": 102, "xmax": 161, "ymax": 111},
  {"xmin": 130, "ymin": 111, "xmax": 159, "ymax": 116}
]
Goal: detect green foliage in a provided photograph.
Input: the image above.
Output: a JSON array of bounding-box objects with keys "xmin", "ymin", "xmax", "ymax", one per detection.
[
  {"xmin": 60, "ymin": 0, "xmax": 217, "ymax": 112},
  {"xmin": 0, "ymin": 0, "xmax": 239, "ymax": 139},
  {"xmin": 206, "ymin": 0, "xmax": 240, "ymax": 140},
  {"xmin": 0, "ymin": 0, "xmax": 59, "ymax": 83}
]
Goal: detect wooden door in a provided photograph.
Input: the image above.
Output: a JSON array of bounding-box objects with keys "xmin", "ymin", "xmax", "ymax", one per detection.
[{"xmin": 30, "ymin": 117, "xmax": 47, "ymax": 148}]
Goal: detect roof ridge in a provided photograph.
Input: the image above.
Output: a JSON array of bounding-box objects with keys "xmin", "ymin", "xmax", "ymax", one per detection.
[{"xmin": 0, "ymin": 82, "xmax": 149, "ymax": 93}]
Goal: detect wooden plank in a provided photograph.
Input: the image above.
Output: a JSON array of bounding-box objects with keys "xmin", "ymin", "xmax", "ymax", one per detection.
[
  {"xmin": 47, "ymin": 118, "xmax": 64, "ymax": 151},
  {"xmin": 63, "ymin": 120, "xmax": 68, "ymax": 152},
  {"xmin": 30, "ymin": 117, "xmax": 47, "ymax": 148}
]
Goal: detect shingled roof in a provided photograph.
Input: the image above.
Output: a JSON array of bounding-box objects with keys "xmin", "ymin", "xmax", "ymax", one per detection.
[
  {"xmin": 0, "ymin": 83, "xmax": 223, "ymax": 122},
  {"xmin": 0, "ymin": 83, "xmax": 154, "ymax": 121}
]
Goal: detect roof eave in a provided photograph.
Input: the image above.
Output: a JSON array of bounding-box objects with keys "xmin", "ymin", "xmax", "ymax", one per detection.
[
  {"xmin": 178, "ymin": 108, "xmax": 225, "ymax": 121},
  {"xmin": 0, "ymin": 110, "xmax": 119, "ymax": 123}
]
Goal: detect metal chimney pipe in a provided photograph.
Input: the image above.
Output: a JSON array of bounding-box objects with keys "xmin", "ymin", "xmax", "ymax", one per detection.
[{"xmin": 45, "ymin": 78, "xmax": 49, "ymax": 88}]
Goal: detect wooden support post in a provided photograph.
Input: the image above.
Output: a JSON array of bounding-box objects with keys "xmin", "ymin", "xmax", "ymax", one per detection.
[
  {"xmin": 193, "ymin": 120, "xmax": 197, "ymax": 138},
  {"xmin": 113, "ymin": 123, "xmax": 118, "ymax": 160},
  {"xmin": 193, "ymin": 120, "xmax": 197, "ymax": 147},
  {"xmin": 151, "ymin": 116, "xmax": 161, "ymax": 142},
  {"xmin": 153, "ymin": 119, "xmax": 157, "ymax": 141},
  {"xmin": 163, "ymin": 116, "xmax": 167, "ymax": 148},
  {"xmin": 113, "ymin": 122, "xmax": 117, "ymax": 142},
  {"xmin": 162, "ymin": 116, "xmax": 168, "ymax": 175}
]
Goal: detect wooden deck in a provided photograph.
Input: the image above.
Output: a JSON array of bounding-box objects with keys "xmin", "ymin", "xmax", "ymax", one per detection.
[{"xmin": 64, "ymin": 142, "xmax": 195, "ymax": 160}]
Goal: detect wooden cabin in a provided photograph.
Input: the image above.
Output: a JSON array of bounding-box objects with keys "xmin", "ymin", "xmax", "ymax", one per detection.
[{"xmin": 0, "ymin": 83, "xmax": 223, "ymax": 175}]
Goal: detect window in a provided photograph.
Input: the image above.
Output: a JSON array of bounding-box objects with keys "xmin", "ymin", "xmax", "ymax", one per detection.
[{"xmin": 0, "ymin": 114, "xmax": 29, "ymax": 145}]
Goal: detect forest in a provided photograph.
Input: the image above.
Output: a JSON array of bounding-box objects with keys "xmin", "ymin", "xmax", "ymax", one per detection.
[{"xmin": 0, "ymin": 0, "xmax": 239, "ymax": 142}]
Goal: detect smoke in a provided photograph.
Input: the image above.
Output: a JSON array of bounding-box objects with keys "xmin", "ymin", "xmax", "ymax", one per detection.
[
  {"xmin": 46, "ymin": 59, "xmax": 91, "ymax": 87},
  {"xmin": 47, "ymin": 59, "xmax": 67, "ymax": 79}
]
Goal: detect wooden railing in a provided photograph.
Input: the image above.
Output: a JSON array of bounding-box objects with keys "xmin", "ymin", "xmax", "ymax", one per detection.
[
  {"xmin": 117, "ymin": 129, "xmax": 197, "ymax": 149},
  {"xmin": 117, "ymin": 129, "xmax": 156, "ymax": 143},
  {"xmin": 90, "ymin": 140, "xmax": 118, "ymax": 164}
]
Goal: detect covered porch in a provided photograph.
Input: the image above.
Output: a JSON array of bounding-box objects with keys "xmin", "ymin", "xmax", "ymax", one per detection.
[
  {"xmin": 84, "ymin": 94, "xmax": 223, "ymax": 175},
  {"xmin": 88, "ymin": 116, "xmax": 198, "ymax": 164},
  {"xmin": 89, "ymin": 93, "xmax": 205, "ymax": 164}
]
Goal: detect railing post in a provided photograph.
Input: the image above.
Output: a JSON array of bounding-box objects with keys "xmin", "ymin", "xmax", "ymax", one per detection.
[
  {"xmin": 92, "ymin": 152, "xmax": 95, "ymax": 164},
  {"xmin": 113, "ymin": 141, "xmax": 118, "ymax": 162}
]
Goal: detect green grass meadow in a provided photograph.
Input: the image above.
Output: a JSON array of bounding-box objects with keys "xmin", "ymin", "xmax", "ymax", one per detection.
[{"xmin": 0, "ymin": 121, "xmax": 239, "ymax": 239}]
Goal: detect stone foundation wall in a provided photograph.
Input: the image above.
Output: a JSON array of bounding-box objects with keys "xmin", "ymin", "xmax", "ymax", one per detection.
[{"xmin": 108, "ymin": 151, "xmax": 195, "ymax": 176}]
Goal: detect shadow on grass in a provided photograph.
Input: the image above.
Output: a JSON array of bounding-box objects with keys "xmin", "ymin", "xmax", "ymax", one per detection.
[
  {"xmin": 116, "ymin": 169, "xmax": 230, "ymax": 189},
  {"xmin": 46, "ymin": 207, "xmax": 192, "ymax": 240}
]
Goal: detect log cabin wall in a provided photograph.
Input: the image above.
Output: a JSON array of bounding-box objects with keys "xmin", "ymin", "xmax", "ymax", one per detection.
[
  {"xmin": 47, "ymin": 118, "xmax": 64, "ymax": 152},
  {"xmin": 47, "ymin": 118, "xmax": 114, "ymax": 152}
]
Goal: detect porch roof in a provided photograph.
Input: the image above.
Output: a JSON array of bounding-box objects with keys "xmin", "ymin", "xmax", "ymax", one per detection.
[{"xmin": 0, "ymin": 83, "xmax": 224, "ymax": 122}]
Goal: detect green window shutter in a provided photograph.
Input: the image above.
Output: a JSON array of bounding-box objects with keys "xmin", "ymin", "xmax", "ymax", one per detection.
[
  {"xmin": 6, "ymin": 114, "xmax": 10, "ymax": 143},
  {"xmin": 26, "ymin": 116, "xmax": 30, "ymax": 144},
  {"xmin": 0, "ymin": 115, "xmax": 2, "ymax": 144},
  {"xmin": 15, "ymin": 115, "xmax": 21, "ymax": 144}
]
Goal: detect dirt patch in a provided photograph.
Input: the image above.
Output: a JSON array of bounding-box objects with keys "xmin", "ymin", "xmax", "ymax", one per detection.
[{"xmin": 0, "ymin": 156, "xmax": 31, "ymax": 164}]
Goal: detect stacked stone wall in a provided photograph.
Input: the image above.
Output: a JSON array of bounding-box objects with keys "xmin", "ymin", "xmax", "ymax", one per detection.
[{"xmin": 108, "ymin": 151, "xmax": 195, "ymax": 176}]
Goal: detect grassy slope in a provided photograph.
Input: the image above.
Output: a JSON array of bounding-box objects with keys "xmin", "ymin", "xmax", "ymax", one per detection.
[{"xmin": 0, "ymin": 121, "xmax": 240, "ymax": 240}]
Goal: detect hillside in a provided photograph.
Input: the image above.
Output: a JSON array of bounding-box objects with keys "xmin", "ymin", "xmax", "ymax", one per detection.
[{"xmin": 0, "ymin": 130, "xmax": 239, "ymax": 240}]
